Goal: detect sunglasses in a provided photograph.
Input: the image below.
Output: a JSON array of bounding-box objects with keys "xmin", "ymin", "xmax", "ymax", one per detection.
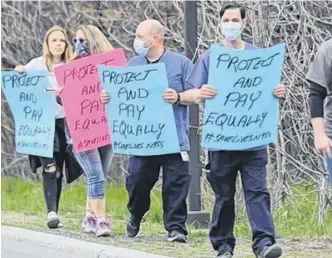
[{"xmin": 72, "ymin": 37, "xmax": 85, "ymax": 44}]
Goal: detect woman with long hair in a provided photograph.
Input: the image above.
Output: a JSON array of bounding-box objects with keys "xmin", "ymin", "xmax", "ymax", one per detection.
[
  {"xmin": 67, "ymin": 25, "xmax": 114, "ymax": 237},
  {"xmin": 14, "ymin": 26, "xmax": 74, "ymax": 229}
]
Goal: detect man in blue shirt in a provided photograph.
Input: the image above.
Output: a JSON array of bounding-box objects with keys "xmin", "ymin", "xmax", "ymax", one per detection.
[
  {"xmin": 183, "ymin": 3, "xmax": 285, "ymax": 258},
  {"xmin": 100, "ymin": 19, "xmax": 194, "ymax": 243}
]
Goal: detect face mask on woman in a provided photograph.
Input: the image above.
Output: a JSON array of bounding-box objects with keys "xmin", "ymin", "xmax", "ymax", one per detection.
[{"xmin": 72, "ymin": 37, "xmax": 90, "ymax": 57}]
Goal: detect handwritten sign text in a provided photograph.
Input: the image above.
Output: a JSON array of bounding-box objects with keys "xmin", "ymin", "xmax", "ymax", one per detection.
[
  {"xmin": 97, "ymin": 63, "xmax": 180, "ymax": 155},
  {"xmin": 202, "ymin": 43, "xmax": 285, "ymax": 150},
  {"xmin": 1, "ymin": 71, "xmax": 55, "ymax": 157},
  {"xmin": 54, "ymin": 49, "xmax": 127, "ymax": 152}
]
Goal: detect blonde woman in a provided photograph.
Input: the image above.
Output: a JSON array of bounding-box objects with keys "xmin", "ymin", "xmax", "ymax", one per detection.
[
  {"xmin": 14, "ymin": 26, "xmax": 74, "ymax": 229},
  {"xmin": 66, "ymin": 25, "xmax": 114, "ymax": 237}
]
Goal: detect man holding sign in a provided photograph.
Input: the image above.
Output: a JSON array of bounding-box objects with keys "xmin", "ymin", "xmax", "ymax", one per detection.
[
  {"xmin": 100, "ymin": 19, "xmax": 194, "ymax": 243},
  {"xmin": 183, "ymin": 3, "xmax": 285, "ymax": 258}
]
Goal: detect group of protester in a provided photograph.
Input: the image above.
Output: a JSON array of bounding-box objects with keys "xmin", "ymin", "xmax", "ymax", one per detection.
[{"xmin": 11, "ymin": 2, "xmax": 332, "ymax": 258}]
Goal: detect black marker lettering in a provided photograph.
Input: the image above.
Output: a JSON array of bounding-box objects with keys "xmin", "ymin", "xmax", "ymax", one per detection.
[
  {"xmin": 118, "ymin": 87, "xmax": 149, "ymax": 101},
  {"xmin": 204, "ymin": 112, "xmax": 268, "ymax": 130},
  {"xmin": 216, "ymin": 54, "xmax": 231, "ymax": 69},
  {"xmin": 19, "ymin": 92, "xmax": 37, "ymax": 103},
  {"xmin": 233, "ymin": 76, "xmax": 262, "ymax": 88},
  {"xmin": 2, "ymin": 74, "xmax": 45, "ymax": 89},
  {"xmin": 224, "ymin": 91, "xmax": 262, "ymax": 111},
  {"xmin": 106, "ymin": 69, "xmax": 158, "ymax": 85},
  {"xmin": 23, "ymin": 106, "xmax": 43, "ymax": 122},
  {"xmin": 216, "ymin": 52, "xmax": 280, "ymax": 72}
]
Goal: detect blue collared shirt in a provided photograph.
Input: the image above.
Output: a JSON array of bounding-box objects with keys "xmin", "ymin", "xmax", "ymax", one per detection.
[
  {"xmin": 128, "ymin": 49, "xmax": 194, "ymax": 151},
  {"xmin": 185, "ymin": 42, "xmax": 266, "ymax": 151}
]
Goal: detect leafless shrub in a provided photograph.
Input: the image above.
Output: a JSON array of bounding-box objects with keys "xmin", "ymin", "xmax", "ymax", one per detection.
[{"xmin": 1, "ymin": 0, "xmax": 332, "ymax": 223}]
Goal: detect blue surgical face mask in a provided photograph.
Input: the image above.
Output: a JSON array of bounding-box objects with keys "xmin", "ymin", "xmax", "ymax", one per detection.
[
  {"xmin": 72, "ymin": 36, "xmax": 91, "ymax": 57},
  {"xmin": 75, "ymin": 42, "xmax": 90, "ymax": 57},
  {"xmin": 222, "ymin": 22, "xmax": 243, "ymax": 42},
  {"xmin": 133, "ymin": 37, "xmax": 154, "ymax": 56}
]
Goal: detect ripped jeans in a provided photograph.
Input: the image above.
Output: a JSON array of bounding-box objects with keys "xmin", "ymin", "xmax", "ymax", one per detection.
[
  {"xmin": 74, "ymin": 145, "xmax": 113, "ymax": 199},
  {"xmin": 40, "ymin": 153, "xmax": 64, "ymax": 213}
]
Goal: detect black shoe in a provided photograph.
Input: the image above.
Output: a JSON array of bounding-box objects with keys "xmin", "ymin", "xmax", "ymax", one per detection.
[
  {"xmin": 257, "ymin": 243, "xmax": 282, "ymax": 258},
  {"xmin": 167, "ymin": 230, "xmax": 188, "ymax": 243},
  {"xmin": 125, "ymin": 217, "xmax": 141, "ymax": 238},
  {"xmin": 216, "ymin": 251, "xmax": 232, "ymax": 258}
]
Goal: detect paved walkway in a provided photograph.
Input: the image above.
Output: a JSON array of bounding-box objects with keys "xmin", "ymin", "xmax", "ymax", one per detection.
[{"xmin": 1, "ymin": 226, "xmax": 171, "ymax": 258}]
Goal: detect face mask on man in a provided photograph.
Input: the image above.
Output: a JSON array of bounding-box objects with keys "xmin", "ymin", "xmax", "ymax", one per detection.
[
  {"xmin": 133, "ymin": 36, "xmax": 154, "ymax": 56},
  {"xmin": 222, "ymin": 22, "xmax": 243, "ymax": 42},
  {"xmin": 73, "ymin": 37, "xmax": 90, "ymax": 57}
]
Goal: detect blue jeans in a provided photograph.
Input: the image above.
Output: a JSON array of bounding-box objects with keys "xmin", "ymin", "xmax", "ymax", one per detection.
[
  {"xmin": 74, "ymin": 145, "xmax": 113, "ymax": 199},
  {"xmin": 325, "ymin": 156, "xmax": 332, "ymax": 185}
]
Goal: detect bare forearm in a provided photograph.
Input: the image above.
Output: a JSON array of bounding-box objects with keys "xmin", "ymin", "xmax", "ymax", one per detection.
[
  {"xmin": 178, "ymin": 89, "xmax": 201, "ymax": 105},
  {"xmin": 312, "ymin": 117, "xmax": 326, "ymax": 137}
]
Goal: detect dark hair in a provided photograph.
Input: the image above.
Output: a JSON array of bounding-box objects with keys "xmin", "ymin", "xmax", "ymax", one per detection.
[{"xmin": 219, "ymin": 3, "xmax": 246, "ymax": 19}]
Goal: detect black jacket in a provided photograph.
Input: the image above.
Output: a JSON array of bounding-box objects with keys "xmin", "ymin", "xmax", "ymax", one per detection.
[{"xmin": 28, "ymin": 117, "xmax": 83, "ymax": 184}]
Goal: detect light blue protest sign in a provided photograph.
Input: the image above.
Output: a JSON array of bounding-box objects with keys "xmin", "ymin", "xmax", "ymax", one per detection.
[
  {"xmin": 1, "ymin": 70, "xmax": 56, "ymax": 157},
  {"xmin": 202, "ymin": 43, "xmax": 285, "ymax": 150},
  {"xmin": 97, "ymin": 63, "xmax": 180, "ymax": 156}
]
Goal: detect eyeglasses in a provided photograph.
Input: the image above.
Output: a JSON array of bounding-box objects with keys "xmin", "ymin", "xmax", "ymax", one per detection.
[{"xmin": 72, "ymin": 37, "xmax": 85, "ymax": 44}]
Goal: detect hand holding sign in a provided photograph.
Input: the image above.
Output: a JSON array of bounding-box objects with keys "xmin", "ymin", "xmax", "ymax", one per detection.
[
  {"xmin": 162, "ymin": 88, "xmax": 178, "ymax": 104},
  {"xmin": 100, "ymin": 89, "xmax": 110, "ymax": 104},
  {"xmin": 14, "ymin": 65, "xmax": 26, "ymax": 73},
  {"xmin": 272, "ymin": 84, "xmax": 286, "ymax": 98},
  {"xmin": 97, "ymin": 63, "xmax": 180, "ymax": 156},
  {"xmin": 202, "ymin": 43, "xmax": 286, "ymax": 150},
  {"xmin": 1, "ymin": 70, "xmax": 56, "ymax": 157},
  {"xmin": 200, "ymin": 84, "xmax": 217, "ymax": 99}
]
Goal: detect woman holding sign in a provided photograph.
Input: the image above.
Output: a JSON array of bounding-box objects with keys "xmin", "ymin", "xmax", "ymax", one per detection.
[
  {"xmin": 62, "ymin": 25, "xmax": 114, "ymax": 237},
  {"xmin": 14, "ymin": 26, "xmax": 74, "ymax": 229}
]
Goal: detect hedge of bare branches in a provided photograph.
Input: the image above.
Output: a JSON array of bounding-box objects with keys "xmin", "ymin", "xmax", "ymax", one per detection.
[{"xmin": 1, "ymin": 0, "xmax": 332, "ymax": 224}]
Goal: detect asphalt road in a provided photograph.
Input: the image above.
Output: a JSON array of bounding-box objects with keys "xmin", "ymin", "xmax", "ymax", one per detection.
[{"xmin": 1, "ymin": 226, "xmax": 170, "ymax": 258}]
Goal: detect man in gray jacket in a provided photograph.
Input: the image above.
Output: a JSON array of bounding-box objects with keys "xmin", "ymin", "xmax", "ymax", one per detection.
[{"xmin": 307, "ymin": 38, "xmax": 332, "ymax": 184}]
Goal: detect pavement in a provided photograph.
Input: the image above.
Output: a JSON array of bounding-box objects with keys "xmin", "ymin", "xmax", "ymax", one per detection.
[{"xmin": 1, "ymin": 226, "xmax": 171, "ymax": 258}]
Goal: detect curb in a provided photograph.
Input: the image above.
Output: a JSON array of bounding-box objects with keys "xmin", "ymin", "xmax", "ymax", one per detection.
[{"xmin": 1, "ymin": 226, "xmax": 171, "ymax": 258}]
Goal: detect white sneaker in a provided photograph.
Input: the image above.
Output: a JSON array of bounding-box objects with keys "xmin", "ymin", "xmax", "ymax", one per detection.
[
  {"xmin": 96, "ymin": 218, "xmax": 111, "ymax": 237},
  {"xmin": 47, "ymin": 211, "xmax": 60, "ymax": 229},
  {"xmin": 81, "ymin": 213, "xmax": 97, "ymax": 234}
]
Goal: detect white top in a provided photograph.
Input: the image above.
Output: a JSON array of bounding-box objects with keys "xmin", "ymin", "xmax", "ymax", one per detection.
[{"xmin": 25, "ymin": 56, "xmax": 65, "ymax": 119}]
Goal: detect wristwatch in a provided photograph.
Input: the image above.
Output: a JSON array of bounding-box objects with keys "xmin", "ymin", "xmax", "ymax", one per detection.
[{"xmin": 174, "ymin": 93, "xmax": 181, "ymax": 105}]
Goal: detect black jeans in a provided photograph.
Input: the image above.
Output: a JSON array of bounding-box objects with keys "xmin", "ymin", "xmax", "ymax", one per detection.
[
  {"xmin": 41, "ymin": 119, "xmax": 67, "ymax": 213},
  {"xmin": 207, "ymin": 149, "xmax": 276, "ymax": 255},
  {"xmin": 40, "ymin": 153, "xmax": 64, "ymax": 213},
  {"xmin": 126, "ymin": 154, "xmax": 191, "ymax": 234}
]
